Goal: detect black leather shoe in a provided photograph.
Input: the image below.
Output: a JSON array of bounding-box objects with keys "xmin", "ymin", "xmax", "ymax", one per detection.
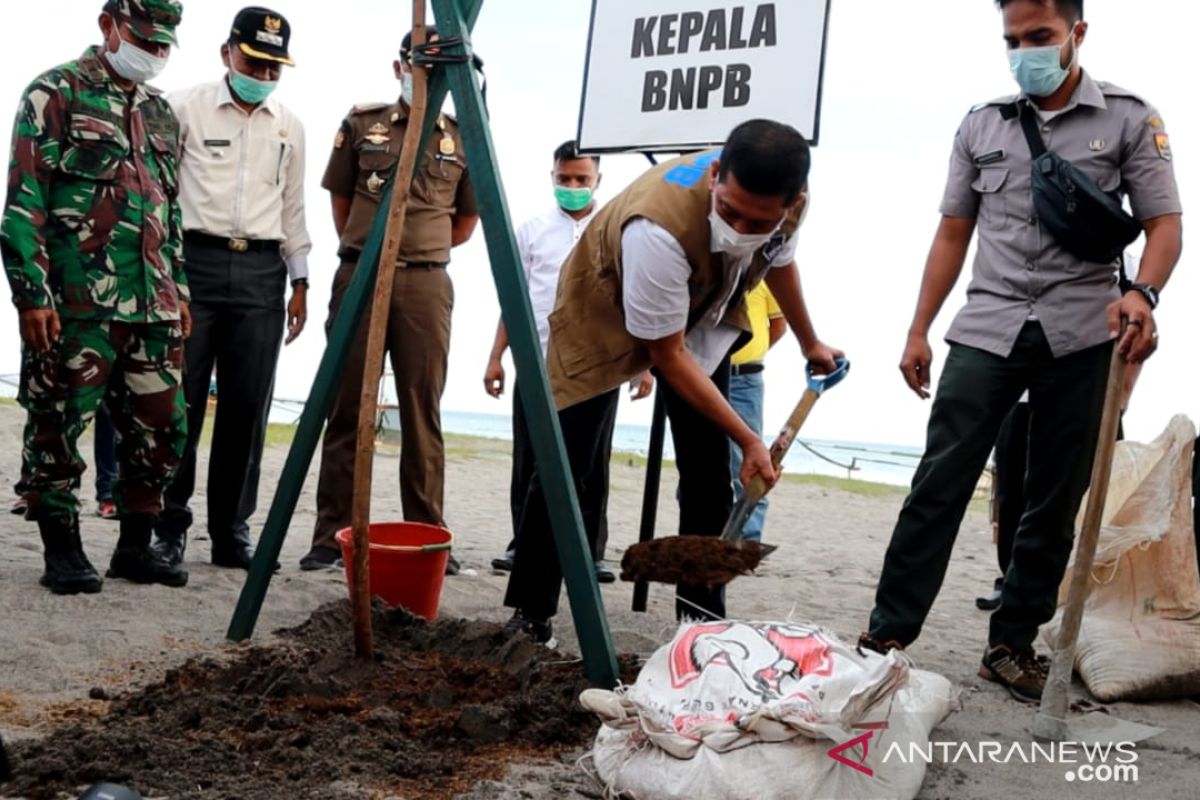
[
  {"xmin": 595, "ymin": 560, "xmax": 616, "ymax": 584},
  {"xmin": 38, "ymin": 516, "xmax": 102, "ymax": 595},
  {"xmin": 975, "ymin": 588, "xmax": 1003, "ymax": 611},
  {"xmin": 107, "ymin": 546, "xmax": 189, "ymax": 587},
  {"xmin": 151, "ymin": 531, "xmax": 187, "ymax": 568},
  {"xmin": 212, "ymin": 543, "xmax": 280, "ymax": 572},
  {"xmin": 490, "ymin": 550, "xmax": 515, "ymax": 572},
  {"xmin": 503, "ymin": 610, "xmax": 556, "ymax": 648},
  {"xmin": 0, "ymin": 731, "xmax": 11, "ymax": 782},
  {"xmin": 445, "ymin": 553, "xmax": 461, "ymax": 576}
]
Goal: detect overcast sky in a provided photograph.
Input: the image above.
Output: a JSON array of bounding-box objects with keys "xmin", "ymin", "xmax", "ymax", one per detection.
[{"xmin": 0, "ymin": 0, "xmax": 1194, "ymax": 449}]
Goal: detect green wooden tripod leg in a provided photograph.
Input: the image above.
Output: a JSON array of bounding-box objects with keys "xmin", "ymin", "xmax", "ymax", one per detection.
[
  {"xmin": 226, "ymin": 69, "xmax": 470, "ymax": 642},
  {"xmin": 430, "ymin": 0, "xmax": 619, "ymax": 688}
]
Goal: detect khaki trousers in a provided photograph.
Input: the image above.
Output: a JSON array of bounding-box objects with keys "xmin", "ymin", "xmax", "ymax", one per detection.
[{"xmin": 311, "ymin": 261, "xmax": 453, "ymax": 550}]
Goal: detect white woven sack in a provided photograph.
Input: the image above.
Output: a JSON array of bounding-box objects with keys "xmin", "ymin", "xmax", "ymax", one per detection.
[
  {"xmin": 582, "ymin": 621, "xmax": 955, "ymax": 800},
  {"xmin": 1043, "ymin": 415, "xmax": 1200, "ymax": 701}
]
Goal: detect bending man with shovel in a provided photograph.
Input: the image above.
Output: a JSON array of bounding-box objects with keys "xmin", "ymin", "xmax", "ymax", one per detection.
[{"xmin": 503, "ymin": 119, "xmax": 842, "ymax": 643}]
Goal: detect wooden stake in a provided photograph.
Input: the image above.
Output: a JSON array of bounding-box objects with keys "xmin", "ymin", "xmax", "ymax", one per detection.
[
  {"xmin": 350, "ymin": 4, "xmax": 429, "ymax": 660},
  {"xmin": 1033, "ymin": 341, "xmax": 1128, "ymax": 740}
]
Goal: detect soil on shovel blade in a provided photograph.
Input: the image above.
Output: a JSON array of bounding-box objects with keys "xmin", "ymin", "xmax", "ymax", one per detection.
[
  {"xmin": 620, "ymin": 536, "xmax": 772, "ymax": 587},
  {"xmin": 2, "ymin": 601, "xmax": 637, "ymax": 800}
]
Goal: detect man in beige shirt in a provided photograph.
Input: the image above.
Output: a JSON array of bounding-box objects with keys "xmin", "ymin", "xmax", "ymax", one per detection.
[{"xmin": 152, "ymin": 7, "xmax": 310, "ymax": 570}]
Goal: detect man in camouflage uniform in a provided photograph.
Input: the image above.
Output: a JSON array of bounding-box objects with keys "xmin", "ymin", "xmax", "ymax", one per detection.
[{"xmin": 0, "ymin": 0, "xmax": 190, "ymax": 594}]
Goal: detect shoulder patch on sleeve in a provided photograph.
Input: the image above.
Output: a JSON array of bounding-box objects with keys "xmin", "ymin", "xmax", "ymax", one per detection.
[{"xmin": 1154, "ymin": 132, "xmax": 1172, "ymax": 161}]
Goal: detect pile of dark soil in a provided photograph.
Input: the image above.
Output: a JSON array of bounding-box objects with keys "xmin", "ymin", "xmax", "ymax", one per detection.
[
  {"xmin": 2, "ymin": 601, "xmax": 635, "ymax": 800},
  {"xmin": 620, "ymin": 536, "xmax": 772, "ymax": 587}
]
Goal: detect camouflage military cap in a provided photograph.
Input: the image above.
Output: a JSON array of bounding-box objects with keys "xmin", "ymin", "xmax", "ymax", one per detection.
[{"xmin": 105, "ymin": 0, "xmax": 183, "ymax": 45}]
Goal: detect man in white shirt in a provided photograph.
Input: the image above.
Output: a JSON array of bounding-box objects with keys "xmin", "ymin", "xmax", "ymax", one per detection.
[
  {"xmin": 152, "ymin": 7, "xmax": 310, "ymax": 570},
  {"xmin": 483, "ymin": 141, "xmax": 651, "ymax": 583},
  {"xmin": 503, "ymin": 121, "xmax": 842, "ymax": 644}
]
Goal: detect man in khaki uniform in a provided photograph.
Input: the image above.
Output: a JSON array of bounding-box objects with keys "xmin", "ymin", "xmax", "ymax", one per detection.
[
  {"xmin": 860, "ymin": 0, "xmax": 1182, "ymax": 704},
  {"xmin": 300, "ymin": 27, "xmax": 478, "ymax": 572}
]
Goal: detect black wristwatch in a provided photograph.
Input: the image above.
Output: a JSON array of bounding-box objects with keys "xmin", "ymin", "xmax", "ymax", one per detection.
[
  {"xmin": 1126, "ymin": 282, "xmax": 1159, "ymax": 310},
  {"xmin": 291, "ymin": 278, "xmax": 309, "ymax": 289}
]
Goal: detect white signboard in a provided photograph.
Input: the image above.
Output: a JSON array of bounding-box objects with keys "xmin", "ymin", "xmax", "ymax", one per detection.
[{"xmin": 577, "ymin": 1, "xmax": 831, "ymax": 152}]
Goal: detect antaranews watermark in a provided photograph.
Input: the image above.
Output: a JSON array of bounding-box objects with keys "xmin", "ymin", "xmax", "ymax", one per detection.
[{"xmin": 827, "ymin": 732, "xmax": 1139, "ymax": 784}]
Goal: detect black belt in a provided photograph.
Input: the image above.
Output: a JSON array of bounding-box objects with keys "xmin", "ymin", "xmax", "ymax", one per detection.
[
  {"xmin": 185, "ymin": 231, "xmax": 281, "ymax": 254},
  {"xmin": 339, "ymin": 249, "xmax": 446, "ymax": 270},
  {"xmin": 731, "ymin": 362, "xmax": 764, "ymax": 376}
]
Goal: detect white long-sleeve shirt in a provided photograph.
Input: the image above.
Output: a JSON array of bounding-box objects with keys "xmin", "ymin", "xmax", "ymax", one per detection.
[
  {"xmin": 169, "ymin": 79, "xmax": 312, "ymax": 280},
  {"xmin": 517, "ymin": 205, "xmax": 599, "ymax": 354}
]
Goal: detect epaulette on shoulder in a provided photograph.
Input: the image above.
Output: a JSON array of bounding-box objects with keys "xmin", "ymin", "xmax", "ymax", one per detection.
[
  {"xmin": 1096, "ymin": 82, "xmax": 1146, "ymax": 104},
  {"xmin": 350, "ymin": 102, "xmax": 389, "ymax": 115},
  {"xmin": 969, "ymin": 94, "xmax": 1018, "ymax": 114}
]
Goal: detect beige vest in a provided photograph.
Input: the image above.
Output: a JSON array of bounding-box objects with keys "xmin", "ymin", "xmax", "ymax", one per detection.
[{"xmin": 546, "ymin": 150, "xmax": 802, "ymax": 409}]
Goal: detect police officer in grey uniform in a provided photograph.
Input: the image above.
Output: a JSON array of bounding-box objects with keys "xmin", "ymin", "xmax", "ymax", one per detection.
[{"xmin": 860, "ymin": 0, "xmax": 1182, "ymax": 704}]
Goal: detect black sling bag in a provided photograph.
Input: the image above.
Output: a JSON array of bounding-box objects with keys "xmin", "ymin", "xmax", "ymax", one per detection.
[{"xmin": 1003, "ymin": 102, "xmax": 1142, "ymax": 264}]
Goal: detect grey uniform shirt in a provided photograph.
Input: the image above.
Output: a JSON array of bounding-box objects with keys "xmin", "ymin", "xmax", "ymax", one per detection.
[{"xmin": 940, "ymin": 71, "xmax": 1181, "ymax": 359}]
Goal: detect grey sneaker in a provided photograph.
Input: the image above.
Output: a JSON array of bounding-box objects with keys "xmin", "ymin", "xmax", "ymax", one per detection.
[{"xmin": 299, "ymin": 546, "xmax": 343, "ymax": 571}]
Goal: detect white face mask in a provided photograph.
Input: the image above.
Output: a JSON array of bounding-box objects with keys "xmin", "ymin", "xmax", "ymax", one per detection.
[
  {"xmin": 709, "ymin": 204, "xmax": 781, "ymax": 258},
  {"xmin": 401, "ymin": 72, "xmax": 414, "ymax": 105},
  {"xmin": 105, "ymin": 36, "xmax": 169, "ymax": 83}
]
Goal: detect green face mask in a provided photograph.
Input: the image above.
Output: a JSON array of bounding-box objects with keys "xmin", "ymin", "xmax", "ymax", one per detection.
[
  {"xmin": 229, "ymin": 67, "xmax": 278, "ymax": 105},
  {"xmin": 555, "ymin": 185, "xmax": 593, "ymax": 212}
]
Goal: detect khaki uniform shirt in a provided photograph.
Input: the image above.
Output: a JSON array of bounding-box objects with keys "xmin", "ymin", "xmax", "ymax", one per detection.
[
  {"xmin": 940, "ymin": 71, "xmax": 1181, "ymax": 358},
  {"xmin": 322, "ymin": 99, "xmax": 476, "ymax": 265}
]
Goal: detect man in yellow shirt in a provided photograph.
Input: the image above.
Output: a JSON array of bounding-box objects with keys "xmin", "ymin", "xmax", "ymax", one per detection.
[{"xmin": 729, "ymin": 282, "xmax": 786, "ymax": 541}]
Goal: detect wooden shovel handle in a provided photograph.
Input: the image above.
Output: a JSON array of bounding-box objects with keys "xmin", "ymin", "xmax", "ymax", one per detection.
[{"xmin": 741, "ymin": 388, "xmax": 820, "ymax": 506}]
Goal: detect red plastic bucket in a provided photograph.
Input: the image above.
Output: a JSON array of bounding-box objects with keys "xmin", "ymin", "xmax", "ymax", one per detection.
[{"xmin": 334, "ymin": 522, "xmax": 453, "ymax": 620}]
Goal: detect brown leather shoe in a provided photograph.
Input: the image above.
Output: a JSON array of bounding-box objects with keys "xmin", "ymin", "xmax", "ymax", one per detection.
[
  {"xmin": 857, "ymin": 633, "xmax": 905, "ymax": 657},
  {"xmin": 979, "ymin": 645, "xmax": 1046, "ymax": 703}
]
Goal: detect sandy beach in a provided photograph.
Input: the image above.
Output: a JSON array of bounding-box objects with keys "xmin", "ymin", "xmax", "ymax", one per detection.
[{"xmin": 0, "ymin": 399, "xmax": 1197, "ymax": 799}]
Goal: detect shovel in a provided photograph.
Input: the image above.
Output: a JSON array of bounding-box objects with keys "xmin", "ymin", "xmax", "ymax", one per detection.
[
  {"xmin": 620, "ymin": 358, "xmax": 849, "ymax": 588},
  {"xmin": 1032, "ymin": 339, "xmax": 1161, "ymax": 746}
]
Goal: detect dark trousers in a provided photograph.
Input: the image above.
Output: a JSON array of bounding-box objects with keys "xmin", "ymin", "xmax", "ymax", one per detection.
[
  {"xmin": 504, "ymin": 358, "xmax": 732, "ymax": 622},
  {"xmin": 507, "ymin": 382, "xmax": 612, "ymax": 562},
  {"xmin": 158, "ymin": 241, "xmax": 286, "ymax": 547},
  {"xmin": 992, "ymin": 401, "xmax": 1125, "ymax": 585},
  {"xmin": 93, "ymin": 403, "xmax": 118, "ymax": 503},
  {"xmin": 869, "ymin": 323, "xmax": 1111, "ymax": 652}
]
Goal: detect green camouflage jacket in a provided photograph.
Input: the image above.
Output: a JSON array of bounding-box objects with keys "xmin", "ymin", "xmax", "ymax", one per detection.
[{"xmin": 1, "ymin": 46, "xmax": 189, "ymax": 323}]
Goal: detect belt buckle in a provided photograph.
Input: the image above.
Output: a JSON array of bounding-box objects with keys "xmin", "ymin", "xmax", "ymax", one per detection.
[{"xmin": 228, "ymin": 238, "xmax": 249, "ymax": 253}]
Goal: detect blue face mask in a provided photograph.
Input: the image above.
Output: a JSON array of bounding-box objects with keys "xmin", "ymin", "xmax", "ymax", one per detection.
[
  {"xmin": 229, "ymin": 66, "xmax": 278, "ymax": 105},
  {"xmin": 1008, "ymin": 25, "xmax": 1078, "ymax": 97}
]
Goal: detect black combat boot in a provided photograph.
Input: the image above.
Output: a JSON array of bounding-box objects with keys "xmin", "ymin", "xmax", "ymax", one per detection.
[
  {"xmin": 38, "ymin": 515, "xmax": 103, "ymax": 595},
  {"xmin": 150, "ymin": 528, "xmax": 187, "ymax": 568},
  {"xmin": 108, "ymin": 513, "xmax": 189, "ymax": 588}
]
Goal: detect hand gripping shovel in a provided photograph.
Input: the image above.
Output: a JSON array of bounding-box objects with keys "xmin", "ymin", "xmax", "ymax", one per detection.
[{"xmin": 620, "ymin": 358, "xmax": 850, "ymax": 588}]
